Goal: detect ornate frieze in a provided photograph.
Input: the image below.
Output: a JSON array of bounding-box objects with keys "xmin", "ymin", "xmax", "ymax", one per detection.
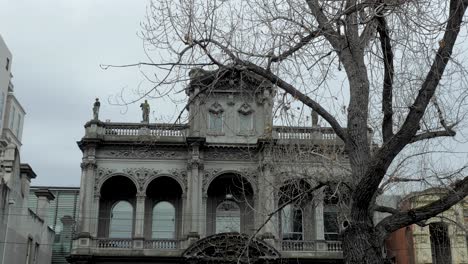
[
  {"xmin": 123, "ymin": 168, "xmax": 161, "ymax": 192},
  {"xmin": 98, "ymin": 149, "xmax": 187, "ymax": 160},
  {"xmin": 204, "ymin": 148, "xmax": 258, "ymax": 161}
]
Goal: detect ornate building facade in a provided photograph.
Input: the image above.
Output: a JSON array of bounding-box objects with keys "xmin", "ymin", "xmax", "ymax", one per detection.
[{"xmin": 68, "ymin": 68, "xmax": 348, "ymax": 264}]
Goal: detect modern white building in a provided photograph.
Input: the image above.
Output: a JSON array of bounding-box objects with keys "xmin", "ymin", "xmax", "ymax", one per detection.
[{"xmin": 0, "ymin": 34, "xmax": 54, "ymax": 264}]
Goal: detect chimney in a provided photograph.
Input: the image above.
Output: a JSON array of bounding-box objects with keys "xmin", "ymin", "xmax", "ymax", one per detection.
[{"xmin": 34, "ymin": 189, "xmax": 55, "ymax": 220}]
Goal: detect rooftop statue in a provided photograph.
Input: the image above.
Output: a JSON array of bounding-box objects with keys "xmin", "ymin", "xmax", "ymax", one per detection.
[
  {"xmin": 93, "ymin": 98, "xmax": 100, "ymax": 121},
  {"xmin": 140, "ymin": 100, "xmax": 150, "ymax": 123}
]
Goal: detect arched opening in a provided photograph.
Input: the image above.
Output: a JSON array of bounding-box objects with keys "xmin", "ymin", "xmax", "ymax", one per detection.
[
  {"xmin": 216, "ymin": 200, "xmax": 241, "ymax": 233},
  {"xmin": 152, "ymin": 201, "xmax": 176, "ymax": 239},
  {"xmin": 110, "ymin": 201, "xmax": 133, "ymax": 238},
  {"xmin": 146, "ymin": 176, "xmax": 182, "ymax": 240},
  {"xmin": 429, "ymin": 222, "xmax": 452, "ymax": 264},
  {"xmin": 98, "ymin": 176, "xmax": 137, "ymax": 238},
  {"xmin": 207, "ymin": 173, "xmax": 254, "ymax": 235},
  {"xmin": 278, "ymin": 180, "xmax": 311, "ymax": 241}
]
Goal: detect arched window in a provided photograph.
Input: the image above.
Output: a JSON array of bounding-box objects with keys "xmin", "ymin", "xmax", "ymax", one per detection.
[
  {"xmin": 216, "ymin": 201, "xmax": 240, "ymax": 233},
  {"xmin": 281, "ymin": 204, "xmax": 303, "ymax": 240},
  {"xmin": 430, "ymin": 223, "xmax": 452, "ymax": 264},
  {"xmin": 109, "ymin": 201, "xmax": 133, "ymax": 238},
  {"xmin": 152, "ymin": 201, "xmax": 176, "ymax": 239}
]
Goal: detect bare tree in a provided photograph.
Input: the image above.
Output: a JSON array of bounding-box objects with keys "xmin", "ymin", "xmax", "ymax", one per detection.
[{"xmin": 103, "ymin": 0, "xmax": 468, "ymax": 263}]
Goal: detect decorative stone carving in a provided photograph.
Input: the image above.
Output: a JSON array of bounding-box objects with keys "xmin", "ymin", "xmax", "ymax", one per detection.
[
  {"xmin": 100, "ymin": 149, "xmax": 187, "ymax": 160},
  {"xmin": 182, "ymin": 233, "xmax": 280, "ymax": 263},
  {"xmin": 204, "ymin": 148, "xmax": 257, "ymax": 161},
  {"xmin": 168, "ymin": 168, "xmax": 188, "ymax": 191},
  {"xmin": 202, "ymin": 168, "xmax": 222, "ymax": 191},
  {"xmin": 208, "ymin": 102, "xmax": 224, "ymax": 114},
  {"xmin": 123, "ymin": 168, "xmax": 161, "ymax": 192},
  {"xmin": 240, "ymin": 168, "xmax": 258, "ymax": 179},
  {"xmin": 95, "ymin": 167, "xmax": 117, "ymax": 194},
  {"xmin": 238, "ymin": 103, "xmax": 254, "ymax": 115}
]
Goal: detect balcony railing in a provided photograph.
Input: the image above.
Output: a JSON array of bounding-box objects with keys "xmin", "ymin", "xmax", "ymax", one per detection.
[
  {"xmin": 273, "ymin": 126, "xmax": 339, "ymax": 141},
  {"xmin": 103, "ymin": 123, "xmax": 188, "ymax": 137},
  {"xmin": 97, "ymin": 238, "xmax": 133, "ymax": 249},
  {"xmin": 144, "ymin": 239, "xmax": 179, "ymax": 249},
  {"xmin": 281, "ymin": 240, "xmax": 316, "ymax": 251},
  {"xmin": 326, "ymin": 241, "xmax": 342, "ymax": 251},
  {"xmin": 281, "ymin": 240, "xmax": 342, "ymax": 252}
]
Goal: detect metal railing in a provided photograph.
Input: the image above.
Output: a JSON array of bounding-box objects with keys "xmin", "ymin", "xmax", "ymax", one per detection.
[{"xmin": 144, "ymin": 239, "xmax": 179, "ymax": 249}]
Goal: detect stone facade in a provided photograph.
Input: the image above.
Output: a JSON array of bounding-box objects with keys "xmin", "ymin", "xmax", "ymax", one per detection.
[
  {"xmin": 385, "ymin": 189, "xmax": 468, "ymax": 264},
  {"xmin": 69, "ymin": 68, "xmax": 348, "ymax": 264},
  {"xmin": 0, "ymin": 34, "xmax": 55, "ymax": 264}
]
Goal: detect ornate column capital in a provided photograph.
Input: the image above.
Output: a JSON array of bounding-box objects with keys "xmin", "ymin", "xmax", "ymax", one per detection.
[
  {"xmin": 81, "ymin": 161, "xmax": 97, "ymax": 170},
  {"xmin": 187, "ymin": 159, "xmax": 204, "ymax": 170}
]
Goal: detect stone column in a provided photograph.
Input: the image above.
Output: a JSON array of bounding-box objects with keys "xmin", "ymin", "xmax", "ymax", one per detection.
[
  {"xmin": 134, "ymin": 194, "xmax": 146, "ymax": 238},
  {"xmin": 90, "ymin": 194, "xmax": 100, "ymax": 237},
  {"xmin": 256, "ymin": 151, "xmax": 277, "ymax": 240},
  {"xmin": 78, "ymin": 161, "xmax": 97, "ymax": 236},
  {"xmin": 133, "ymin": 194, "xmax": 146, "ymax": 249},
  {"xmin": 315, "ymin": 202, "xmax": 325, "ymax": 240},
  {"xmin": 186, "ymin": 142, "xmax": 204, "ymax": 238}
]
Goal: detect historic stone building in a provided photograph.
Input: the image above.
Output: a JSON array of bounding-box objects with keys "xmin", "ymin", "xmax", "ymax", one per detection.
[{"xmin": 68, "ymin": 68, "xmax": 348, "ymax": 264}]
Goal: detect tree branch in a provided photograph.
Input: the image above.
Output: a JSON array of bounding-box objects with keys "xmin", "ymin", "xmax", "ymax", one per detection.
[
  {"xmin": 376, "ymin": 175, "xmax": 468, "ymax": 242},
  {"xmin": 410, "ymin": 128, "xmax": 456, "ymax": 143},
  {"xmin": 270, "ymin": 30, "xmax": 322, "ymax": 63},
  {"xmin": 354, "ymin": 0, "xmax": 468, "ymax": 210},
  {"xmin": 374, "ymin": 205, "xmax": 399, "ymax": 214},
  {"xmin": 377, "ymin": 16, "xmax": 395, "ymax": 143}
]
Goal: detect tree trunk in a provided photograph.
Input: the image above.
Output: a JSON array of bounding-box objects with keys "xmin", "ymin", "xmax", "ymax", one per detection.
[{"xmin": 342, "ymin": 221, "xmax": 389, "ymax": 264}]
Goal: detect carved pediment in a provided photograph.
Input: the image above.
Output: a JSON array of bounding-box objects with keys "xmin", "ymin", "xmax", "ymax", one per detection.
[
  {"xmin": 209, "ymin": 102, "xmax": 224, "ymax": 114},
  {"xmin": 183, "ymin": 233, "xmax": 280, "ymax": 263},
  {"xmin": 238, "ymin": 103, "xmax": 254, "ymax": 115}
]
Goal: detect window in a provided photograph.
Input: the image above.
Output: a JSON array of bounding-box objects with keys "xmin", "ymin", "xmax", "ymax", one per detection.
[
  {"xmin": 209, "ymin": 112, "xmax": 223, "ymax": 132},
  {"xmin": 324, "ymin": 188, "xmax": 341, "ymax": 241},
  {"xmin": 15, "ymin": 113, "xmax": 21, "ymax": 136},
  {"xmin": 0, "ymin": 92, "xmax": 5, "ymax": 123},
  {"xmin": 152, "ymin": 201, "xmax": 175, "ymax": 239},
  {"xmin": 216, "ymin": 201, "xmax": 240, "ymax": 233},
  {"xmin": 9, "ymin": 107, "xmax": 15, "ymax": 130},
  {"xmin": 281, "ymin": 204, "xmax": 303, "ymax": 240},
  {"xmin": 109, "ymin": 201, "xmax": 133, "ymax": 238},
  {"xmin": 429, "ymin": 223, "xmax": 452, "ymax": 264},
  {"xmin": 6, "ymin": 58, "xmax": 10, "ymax": 71},
  {"xmin": 239, "ymin": 114, "xmax": 253, "ymax": 133}
]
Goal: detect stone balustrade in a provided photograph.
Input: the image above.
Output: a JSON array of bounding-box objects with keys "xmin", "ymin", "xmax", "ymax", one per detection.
[
  {"xmin": 96, "ymin": 238, "xmax": 133, "ymax": 249},
  {"xmin": 144, "ymin": 239, "xmax": 179, "ymax": 250}
]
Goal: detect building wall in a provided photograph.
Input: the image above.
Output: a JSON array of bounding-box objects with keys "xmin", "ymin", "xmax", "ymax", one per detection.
[
  {"xmin": 29, "ymin": 187, "xmax": 80, "ymax": 264},
  {"xmin": 0, "ymin": 35, "xmax": 12, "ymax": 133}
]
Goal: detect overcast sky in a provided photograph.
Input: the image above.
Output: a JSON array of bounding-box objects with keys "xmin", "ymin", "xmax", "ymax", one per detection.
[{"xmin": 0, "ymin": 0, "xmax": 158, "ymax": 186}]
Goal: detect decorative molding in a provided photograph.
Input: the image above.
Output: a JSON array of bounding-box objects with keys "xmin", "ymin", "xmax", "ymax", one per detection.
[
  {"xmin": 99, "ymin": 149, "xmax": 187, "ymax": 160},
  {"xmin": 187, "ymin": 159, "xmax": 204, "ymax": 170},
  {"xmin": 81, "ymin": 161, "xmax": 97, "ymax": 170},
  {"xmin": 202, "ymin": 168, "xmax": 222, "ymax": 192},
  {"xmin": 168, "ymin": 168, "xmax": 188, "ymax": 192},
  {"xmin": 123, "ymin": 168, "xmax": 161, "ymax": 192},
  {"xmin": 204, "ymin": 148, "xmax": 257, "ymax": 161},
  {"xmin": 95, "ymin": 167, "xmax": 117, "ymax": 194},
  {"xmin": 208, "ymin": 102, "xmax": 224, "ymax": 114},
  {"xmin": 238, "ymin": 103, "xmax": 254, "ymax": 115}
]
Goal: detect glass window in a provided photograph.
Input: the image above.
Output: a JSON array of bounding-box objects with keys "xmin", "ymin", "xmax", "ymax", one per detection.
[
  {"xmin": 281, "ymin": 204, "xmax": 303, "ymax": 240},
  {"xmin": 430, "ymin": 223, "xmax": 452, "ymax": 264},
  {"xmin": 152, "ymin": 201, "xmax": 175, "ymax": 239},
  {"xmin": 6, "ymin": 58, "xmax": 10, "ymax": 71},
  {"xmin": 324, "ymin": 210, "xmax": 339, "ymax": 240},
  {"xmin": 109, "ymin": 201, "xmax": 133, "ymax": 238},
  {"xmin": 216, "ymin": 201, "xmax": 240, "ymax": 233},
  {"xmin": 209, "ymin": 112, "xmax": 223, "ymax": 132},
  {"xmin": 239, "ymin": 114, "xmax": 253, "ymax": 133},
  {"xmin": 15, "ymin": 113, "xmax": 21, "ymax": 136},
  {"xmin": 9, "ymin": 107, "xmax": 15, "ymax": 130}
]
